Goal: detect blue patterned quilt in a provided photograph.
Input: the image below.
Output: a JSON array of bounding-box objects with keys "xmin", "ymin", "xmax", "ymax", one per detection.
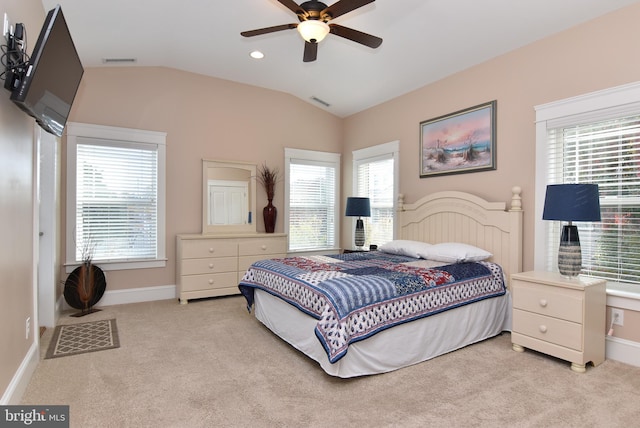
[{"xmin": 238, "ymin": 251, "xmax": 506, "ymax": 363}]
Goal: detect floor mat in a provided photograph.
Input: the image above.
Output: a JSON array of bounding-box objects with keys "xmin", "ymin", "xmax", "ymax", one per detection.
[{"xmin": 45, "ymin": 319, "xmax": 120, "ymax": 359}]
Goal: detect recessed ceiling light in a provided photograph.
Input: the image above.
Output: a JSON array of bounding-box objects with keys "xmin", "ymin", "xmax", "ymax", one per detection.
[{"xmin": 250, "ymin": 50, "xmax": 265, "ymax": 59}]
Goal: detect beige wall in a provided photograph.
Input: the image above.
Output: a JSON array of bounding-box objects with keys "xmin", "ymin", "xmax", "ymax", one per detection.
[
  {"xmin": 65, "ymin": 67, "xmax": 343, "ymax": 291},
  {"xmin": 342, "ymin": 3, "xmax": 640, "ymax": 343},
  {"xmin": 343, "ymin": 3, "xmax": 640, "ymax": 271},
  {"xmin": 607, "ymin": 307, "xmax": 640, "ymax": 343},
  {"xmin": 0, "ymin": 0, "xmax": 44, "ymax": 403}
]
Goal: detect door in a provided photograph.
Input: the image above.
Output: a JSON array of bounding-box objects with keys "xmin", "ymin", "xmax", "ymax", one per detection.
[{"xmin": 37, "ymin": 129, "xmax": 59, "ymax": 328}]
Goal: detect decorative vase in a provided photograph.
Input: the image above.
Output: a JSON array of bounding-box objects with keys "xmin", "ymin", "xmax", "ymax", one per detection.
[
  {"xmin": 64, "ymin": 261, "xmax": 107, "ymax": 317},
  {"xmin": 263, "ymin": 199, "xmax": 277, "ymax": 233}
]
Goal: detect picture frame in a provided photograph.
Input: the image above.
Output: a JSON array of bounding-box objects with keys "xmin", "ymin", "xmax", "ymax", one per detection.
[{"xmin": 420, "ymin": 100, "xmax": 496, "ymax": 178}]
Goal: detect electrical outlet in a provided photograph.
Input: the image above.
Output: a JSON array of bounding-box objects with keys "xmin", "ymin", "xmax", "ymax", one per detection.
[
  {"xmin": 3, "ymin": 13, "xmax": 9, "ymax": 39},
  {"xmin": 612, "ymin": 308, "xmax": 624, "ymax": 326},
  {"xmin": 25, "ymin": 316, "xmax": 31, "ymax": 339}
]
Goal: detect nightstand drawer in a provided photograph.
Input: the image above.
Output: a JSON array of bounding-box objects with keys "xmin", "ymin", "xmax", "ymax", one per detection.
[
  {"xmin": 180, "ymin": 257, "xmax": 237, "ymax": 275},
  {"xmin": 512, "ymin": 280, "xmax": 583, "ymax": 323},
  {"xmin": 180, "ymin": 272, "xmax": 238, "ymax": 292},
  {"xmin": 513, "ymin": 309, "xmax": 583, "ymax": 351}
]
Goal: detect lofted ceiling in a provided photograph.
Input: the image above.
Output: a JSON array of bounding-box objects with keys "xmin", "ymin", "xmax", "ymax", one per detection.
[{"xmin": 41, "ymin": 0, "xmax": 640, "ymax": 117}]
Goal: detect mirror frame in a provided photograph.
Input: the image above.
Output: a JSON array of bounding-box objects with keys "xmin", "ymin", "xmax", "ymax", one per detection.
[{"xmin": 202, "ymin": 159, "xmax": 257, "ymax": 234}]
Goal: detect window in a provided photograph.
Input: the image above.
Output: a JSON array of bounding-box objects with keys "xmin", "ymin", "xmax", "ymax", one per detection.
[
  {"xmin": 285, "ymin": 148, "xmax": 340, "ymax": 252},
  {"xmin": 353, "ymin": 141, "xmax": 399, "ymax": 248},
  {"xmin": 535, "ymin": 83, "xmax": 640, "ymax": 286},
  {"xmin": 66, "ymin": 123, "xmax": 166, "ymax": 271}
]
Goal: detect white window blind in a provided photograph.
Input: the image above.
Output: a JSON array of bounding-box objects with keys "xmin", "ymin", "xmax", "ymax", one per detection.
[
  {"xmin": 546, "ymin": 114, "xmax": 640, "ymax": 284},
  {"xmin": 286, "ymin": 149, "xmax": 340, "ymax": 252},
  {"xmin": 66, "ymin": 122, "xmax": 166, "ymax": 271},
  {"xmin": 75, "ymin": 140, "xmax": 158, "ymax": 261},
  {"xmin": 356, "ymin": 156, "xmax": 394, "ymax": 247},
  {"xmin": 353, "ymin": 141, "xmax": 399, "ymax": 248}
]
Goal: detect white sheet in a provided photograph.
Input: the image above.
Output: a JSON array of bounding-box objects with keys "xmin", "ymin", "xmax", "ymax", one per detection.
[{"xmin": 254, "ymin": 288, "xmax": 512, "ymax": 378}]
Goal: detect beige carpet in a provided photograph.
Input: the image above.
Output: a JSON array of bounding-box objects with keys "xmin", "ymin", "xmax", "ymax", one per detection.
[{"xmin": 22, "ymin": 296, "xmax": 640, "ymax": 428}]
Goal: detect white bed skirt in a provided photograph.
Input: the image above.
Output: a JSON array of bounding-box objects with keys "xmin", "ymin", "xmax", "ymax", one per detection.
[{"xmin": 254, "ymin": 289, "xmax": 512, "ymax": 378}]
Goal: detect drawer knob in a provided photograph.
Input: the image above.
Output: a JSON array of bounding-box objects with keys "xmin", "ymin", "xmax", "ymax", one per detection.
[
  {"xmin": 539, "ymin": 299, "xmax": 548, "ymax": 308},
  {"xmin": 261, "ymin": 245, "xmax": 267, "ymax": 251},
  {"xmin": 208, "ymin": 263, "xmax": 214, "ymax": 269},
  {"xmin": 539, "ymin": 325, "xmax": 547, "ymax": 333},
  {"xmin": 208, "ymin": 247, "xmax": 215, "ymax": 253},
  {"xmin": 208, "ymin": 279, "xmax": 214, "ymax": 284}
]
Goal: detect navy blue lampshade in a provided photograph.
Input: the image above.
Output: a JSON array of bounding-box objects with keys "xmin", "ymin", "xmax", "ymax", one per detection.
[
  {"xmin": 345, "ymin": 197, "xmax": 371, "ymax": 218},
  {"xmin": 543, "ymin": 183, "xmax": 601, "ymax": 277},
  {"xmin": 542, "ymin": 184, "xmax": 601, "ymax": 222}
]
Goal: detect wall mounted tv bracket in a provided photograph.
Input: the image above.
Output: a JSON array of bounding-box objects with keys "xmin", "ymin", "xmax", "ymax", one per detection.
[{"xmin": 3, "ymin": 22, "xmax": 27, "ymax": 92}]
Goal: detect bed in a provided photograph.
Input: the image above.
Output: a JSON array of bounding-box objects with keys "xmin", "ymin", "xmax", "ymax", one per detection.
[{"xmin": 239, "ymin": 188, "xmax": 523, "ymax": 377}]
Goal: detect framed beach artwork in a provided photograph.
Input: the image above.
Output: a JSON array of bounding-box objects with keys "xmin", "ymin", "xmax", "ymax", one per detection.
[{"xmin": 420, "ymin": 100, "xmax": 496, "ymax": 178}]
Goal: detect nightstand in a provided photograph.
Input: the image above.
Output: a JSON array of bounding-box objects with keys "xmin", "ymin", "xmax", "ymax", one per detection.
[{"xmin": 510, "ymin": 271, "xmax": 606, "ymax": 372}]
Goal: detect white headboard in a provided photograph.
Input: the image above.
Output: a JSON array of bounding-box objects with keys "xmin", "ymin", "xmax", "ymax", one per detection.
[{"xmin": 398, "ymin": 187, "xmax": 523, "ymax": 285}]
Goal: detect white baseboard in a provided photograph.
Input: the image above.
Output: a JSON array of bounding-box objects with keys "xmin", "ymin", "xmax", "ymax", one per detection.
[
  {"xmin": 97, "ymin": 284, "xmax": 176, "ymax": 307},
  {"xmin": 0, "ymin": 341, "xmax": 39, "ymax": 405},
  {"xmin": 606, "ymin": 336, "xmax": 640, "ymax": 367},
  {"xmin": 56, "ymin": 285, "xmax": 177, "ymax": 314},
  {"xmin": 60, "ymin": 285, "xmax": 177, "ymax": 310}
]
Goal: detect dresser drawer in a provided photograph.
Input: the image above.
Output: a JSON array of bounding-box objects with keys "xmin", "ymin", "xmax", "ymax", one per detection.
[
  {"xmin": 180, "ymin": 239, "xmax": 237, "ymax": 259},
  {"xmin": 238, "ymin": 238, "xmax": 287, "ymax": 256},
  {"xmin": 512, "ymin": 280, "xmax": 583, "ymax": 323},
  {"xmin": 181, "ymin": 256, "xmax": 237, "ymax": 275},
  {"xmin": 180, "ymin": 272, "xmax": 238, "ymax": 292}
]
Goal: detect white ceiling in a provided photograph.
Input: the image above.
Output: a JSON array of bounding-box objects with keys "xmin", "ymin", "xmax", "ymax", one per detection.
[{"xmin": 41, "ymin": 0, "xmax": 640, "ymax": 117}]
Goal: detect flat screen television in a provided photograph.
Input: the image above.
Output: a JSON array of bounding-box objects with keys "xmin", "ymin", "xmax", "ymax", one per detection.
[{"xmin": 10, "ymin": 5, "xmax": 84, "ymax": 137}]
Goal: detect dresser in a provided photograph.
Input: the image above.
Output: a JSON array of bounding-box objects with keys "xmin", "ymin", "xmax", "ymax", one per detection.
[
  {"xmin": 176, "ymin": 233, "xmax": 287, "ymax": 304},
  {"xmin": 510, "ymin": 271, "xmax": 606, "ymax": 372}
]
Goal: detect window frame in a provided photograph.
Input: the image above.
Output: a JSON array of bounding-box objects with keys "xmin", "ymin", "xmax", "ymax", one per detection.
[
  {"xmin": 535, "ymin": 82, "xmax": 640, "ymax": 287},
  {"xmin": 284, "ymin": 148, "xmax": 341, "ymax": 253},
  {"xmin": 352, "ymin": 140, "xmax": 400, "ymax": 247},
  {"xmin": 65, "ymin": 122, "xmax": 167, "ymax": 272}
]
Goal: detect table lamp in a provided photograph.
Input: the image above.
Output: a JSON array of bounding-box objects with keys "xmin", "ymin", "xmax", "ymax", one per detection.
[
  {"xmin": 345, "ymin": 197, "xmax": 371, "ymax": 249},
  {"xmin": 542, "ymin": 184, "xmax": 601, "ymax": 277}
]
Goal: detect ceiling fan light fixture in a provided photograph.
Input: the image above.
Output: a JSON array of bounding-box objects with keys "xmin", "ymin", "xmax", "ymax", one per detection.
[{"xmin": 297, "ymin": 20, "xmax": 330, "ymax": 43}]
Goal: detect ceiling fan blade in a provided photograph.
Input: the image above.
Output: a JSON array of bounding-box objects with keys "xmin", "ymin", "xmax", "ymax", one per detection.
[
  {"xmin": 278, "ymin": 0, "xmax": 308, "ymax": 18},
  {"xmin": 241, "ymin": 23, "xmax": 297, "ymax": 37},
  {"xmin": 329, "ymin": 24, "xmax": 382, "ymax": 48},
  {"xmin": 303, "ymin": 41, "xmax": 318, "ymax": 62},
  {"xmin": 322, "ymin": 0, "xmax": 375, "ymax": 19}
]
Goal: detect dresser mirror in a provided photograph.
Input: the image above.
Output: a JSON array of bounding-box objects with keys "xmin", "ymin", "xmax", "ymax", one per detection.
[{"xmin": 202, "ymin": 159, "xmax": 257, "ymax": 234}]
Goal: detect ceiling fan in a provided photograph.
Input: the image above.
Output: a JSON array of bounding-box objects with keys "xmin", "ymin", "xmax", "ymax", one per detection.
[{"xmin": 241, "ymin": 0, "xmax": 383, "ymax": 62}]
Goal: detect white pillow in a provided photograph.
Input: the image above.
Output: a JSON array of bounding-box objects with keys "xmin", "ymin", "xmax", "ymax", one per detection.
[
  {"xmin": 378, "ymin": 240, "xmax": 432, "ymax": 258},
  {"xmin": 417, "ymin": 242, "xmax": 492, "ymax": 263}
]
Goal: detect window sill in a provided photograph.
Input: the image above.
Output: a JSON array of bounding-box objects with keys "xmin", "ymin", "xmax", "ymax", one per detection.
[
  {"xmin": 607, "ymin": 282, "xmax": 640, "ymax": 299},
  {"xmin": 606, "ymin": 281, "xmax": 640, "ymax": 311},
  {"xmin": 65, "ymin": 259, "xmax": 167, "ymax": 273}
]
